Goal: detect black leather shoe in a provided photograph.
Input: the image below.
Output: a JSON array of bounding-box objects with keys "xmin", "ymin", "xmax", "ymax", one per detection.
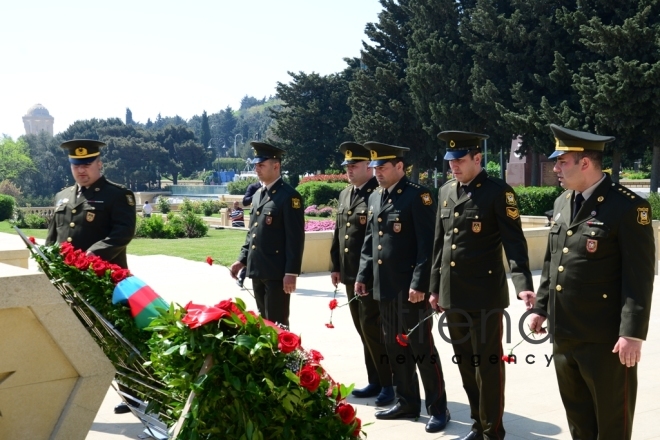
[
  {"xmin": 374, "ymin": 386, "xmax": 395, "ymax": 406},
  {"xmin": 375, "ymin": 403, "xmax": 420, "ymax": 420},
  {"xmin": 459, "ymin": 431, "xmax": 482, "ymax": 440},
  {"xmin": 425, "ymin": 409, "xmax": 451, "ymax": 433},
  {"xmin": 352, "ymin": 383, "xmax": 381, "ymax": 398},
  {"xmin": 114, "ymin": 402, "xmax": 131, "ymax": 414}
]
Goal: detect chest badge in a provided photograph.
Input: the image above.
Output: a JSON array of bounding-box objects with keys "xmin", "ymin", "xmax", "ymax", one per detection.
[
  {"xmin": 359, "ymin": 215, "xmax": 367, "ymax": 225},
  {"xmin": 265, "ymin": 216, "xmax": 273, "ymax": 225},
  {"xmin": 472, "ymin": 221, "xmax": 482, "ymax": 233},
  {"xmin": 393, "ymin": 222, "xmax": 402, "ymax": 233},
  {"xmin": 86, "ymin": 212, "xmax": 95, "ymax": 222},
  {"xmin": 586, "ymin": 238, "xmax": 598, "ymax": 253}
]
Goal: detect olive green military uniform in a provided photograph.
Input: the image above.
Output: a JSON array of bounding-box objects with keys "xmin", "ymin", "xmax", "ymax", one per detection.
[
  {"xmin": 431, "ymin": 131, "xmax": 534, "ymax": 440},
  {"xmin": 238, "ymin": 177, "xmax": 305, "ymax": 327},
  {"xmin": 431, "ymin": 170, "xmax": 533, "ymax": 439},
  {"xmin": 356, "ymin": 149, "xmax": 448, "ymax": 419},
  {"xmin": 46, "ymin": 176, "xmax": 136, "ymax": 268},
  {"xmin": 534, "ymin": 174, "xmax": 654, "ymax": 439},
  {"xmin": 331, "ymin": 176, "xmax": 392, "ymax": 388}
]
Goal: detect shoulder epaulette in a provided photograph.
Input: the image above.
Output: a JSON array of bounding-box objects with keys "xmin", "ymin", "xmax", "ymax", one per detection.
[
  {"xmin": 610, "ymin": 182, "xmax": 641, "ymax": 203},
  {"xmin": 106, "ymin": 179, "xmax": 128, "ymax": 189}
]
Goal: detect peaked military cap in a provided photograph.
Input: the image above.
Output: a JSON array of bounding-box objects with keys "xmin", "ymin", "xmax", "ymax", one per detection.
[
  {"xmin": 548, "ymin": 124, "xmax": 615, "ymax": 159},
  {"xmin": 339, "ymin": 142, "xmax": 371, "ymax": 166},
  {"xmin": 437, "ymin": 131, "xmax": 489, "ymax": 160},
  {"xmin": 363, "ymin": 142, "xmax": 410, "ymax": 167},
  {"xmin": 250, "ymin": 141, "xmax": 285, "ymax": 164},
  {"xmin": 60, "ymin": 139, "xmax": 105, "ymax": 164}
]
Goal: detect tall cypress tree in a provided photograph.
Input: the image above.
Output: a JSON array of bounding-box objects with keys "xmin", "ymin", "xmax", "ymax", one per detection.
[{"xmin": 200, "ymin": 111, "xmax": 212, "ymax": 150}]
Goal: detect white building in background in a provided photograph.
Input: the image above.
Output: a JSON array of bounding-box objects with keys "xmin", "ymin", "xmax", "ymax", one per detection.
[{"xmin": 22, "ymin": 103, "xmax": 54, "ymax": 136}]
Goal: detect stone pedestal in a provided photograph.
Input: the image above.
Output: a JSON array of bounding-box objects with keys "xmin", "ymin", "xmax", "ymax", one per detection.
[{"xmin": 0, "ymin": 263, "xmax": 115, "ymax": 440}]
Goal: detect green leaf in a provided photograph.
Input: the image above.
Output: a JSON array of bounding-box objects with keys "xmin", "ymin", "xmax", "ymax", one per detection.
[
  {"xmin": 179, "ymin": 344, "xmax": 187, "ymax": 356},
  {"xmin": 236, "ymin": 334, "xmax": 257, "ymax": 349},
  {"xmin": 163, "ymin": 344, "xmax": 180, "ymax": 356}
]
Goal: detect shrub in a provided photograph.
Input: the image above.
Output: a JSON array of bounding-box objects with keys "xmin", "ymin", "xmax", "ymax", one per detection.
[
  {"xmin": 135, "ymin": 215, "xmax": 169, "ymax": 238},
  {"xmin": 0, "ymin": 180, "xmax": 23, "ymax": 201},
  {"xmin": 299, "ymin": 174, "xmax": 348, "ymax": 185},
  {"xmin": 305, "ymin": 220, "xmax": 336, "ymax": 231},
  {"xmin": 200, "ymin": 200, "xmax": 215, "ymax": 216},
  {"xmin": 181, "ymin": 211, "xmax": 208, "ymax": 238},
  {"xmin": 486, "ymin": 161, "xmax": 501, "ymax": 179},
  {"xmin": 180, "ymin": 198, "xmax": 202, "ymax": 215},
  {"xmin": 0, "ymin": 194, "xmax": 16, "ymax": 221},
  {"xmin": 305, "ymin": 205, "xmax": 319, "ymax": 216},
  {"xmin": 318, "ymin": 207, "xmax": 333, "ymax": 217},
  {"xmin": 157, "ymin": 197, "xmax": 171, "ymax": 214},
  {"xmin": 514, "ymin": 186, "xmax": 564, "ymax": 216},
  {"xmin": 166, "ymin": 215, "xmax": 186, "ymax": 238},
  {"xmin": 621, "ymin": 171, "xmax": 650, "ymax": 180},
  {"xmin": 297, "ymin": 182, "xmax": 347, "ymax": 207},
  {"xmin": 648, "ymin": 192, "xmax": 660, "ymax": 220},
  {"xmin": 228, "ymin": 177, "xmax": 259, "ymax": 195},
  {"xmin": 16, "ymin": 212, "xmax": 49, "ymax": 229}
]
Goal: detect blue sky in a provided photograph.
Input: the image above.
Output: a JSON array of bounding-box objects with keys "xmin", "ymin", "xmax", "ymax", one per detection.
[{"xmin": 0, "ymin": 0, "xmax": 382, "ymax": 140}]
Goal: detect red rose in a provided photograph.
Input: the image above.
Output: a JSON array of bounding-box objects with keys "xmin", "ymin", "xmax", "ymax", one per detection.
[
  {"xmin": 64, "ymin": 252, "xmax": 77, "ymax": 266},
  {"xmin": 335, "ymin": 403, "xmax": 356, "ymax": 424},
  {"xmin": 352, "ymin": 417, "xmax": 362, "ymax": 437},
  {"xmin": 502, "ymin": 354, "xmax": 516, "ymax": 363},
  {"xmin": 74, "ymin": 254, "xmax": 90, "ymax": 271},
  {"xmin": 309, "ymin": 349, "xmax": 324, "ymax": 364},
  {"xmin": 28, "ymin": 236, "xmax": 36, "ymax": 244},
  {"xmin": 111, "ymin": 268, "xmax": 131, "ymax": 284},
  {"xmin": 329, "ymin": 299, "xmax": 338, "ymax": 310},
  {"xmin": 108, "ymin": 263, "xmax": 122, "ymax": 272},
  {"xmin": 325, "ymin": 323, "xmax": 335, "ymax": 329},
  {"xmin": 91, "ymin": 260, "xmax": 110, "ymax": 277},
  {"xmin": 298, "ymin": 365, "xmax": 321, "ymax": 392},
  {"xmin": 206, "ymin": 256, "xmax": 213, "ymax": 265},
  {"xmin": 60, "ymin": 242, "xmax": 74, "ymax": 255},
  {"xmin": 396, "ymin": 334, "xmax": 409, "ymax": 347},
  {"xmin": 278, "ymin": 331, "xmax": 300, "ymax": 353}
]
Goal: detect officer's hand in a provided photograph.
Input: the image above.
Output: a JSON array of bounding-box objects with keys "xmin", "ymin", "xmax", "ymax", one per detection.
[
  {"xmin": 429, "ymin": 293, "xmax": 444, "ymax": 312},
  {"xmin": 331, "ymin": 272, "xmax": 341, "ymax": 287},
  {"xmin": 229, "ymin": 261, "xmax": 245, "ymax": 279},
  {"xmin": 613, "ymin": 337, "xmax": 643, "ymax": 368},
  {"xmin": 354, "ymin": 282, "xmax": 368, "ymax": 296},
  {"xmin": 283, "ymin": 275, "xmax": 297, "ymax": 294},
  {"xmin": 528, "ymin": 313, "xmax": 547, "ymax": 334},
  {"xmin": 408, "ymin": 289, "xmax": 425, "ymax": 303},
  {"xmin": 518, "ymin": 290, "xmax": 536, "ymax": 310}
]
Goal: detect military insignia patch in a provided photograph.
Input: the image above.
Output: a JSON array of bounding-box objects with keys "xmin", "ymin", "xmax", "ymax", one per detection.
[
  {"xmin": 86, "ymin": 212, "xmax": 95, "ymax": 222},
  {"xmin": 506, "ymin": 207, "xmax": 520, "ymax": 220},
  {"xmin": 638, "ymin": 207, "xmax": 650, "ymax": 225},
  {"xmin": 265, "ymin": 216, "xmax": 273, "ymax": 225},
  {"xmin": 472, "ymin": 221, "xmax": 482, "ymax": 233},
  {"xmin": 359, "ymin": 215, "xmax": 367, "ymax": 225},
  {"xmin": 126, "ymin": 195, "xmax": 135, "ymax": 206},
  {"xmin": 586, "ymin": 238, "xmax": 598, "ymax": 253},
  {"xmin": 421, "ymin": 193, "xmax": 432, "ymax": 206},
  {"xmin": 393, "ymin": 222, "xmax": 402, "ymax": 233},
  {"xmin": 292, "ymin": 198, "xmax": 301, "ymax": 209},
  {"xmin": 505, "ymin": 192, "xmax": 516, "ymax": 206}
]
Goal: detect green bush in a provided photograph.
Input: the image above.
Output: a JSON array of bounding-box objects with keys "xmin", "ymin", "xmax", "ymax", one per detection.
[
  {"xmin": 621, "ymin": 171, "xmax": 650, "ymax": 180},
  {"xmin": 648, "ymin": 192, "xmax": 660, "ymax": 220},
  {"xmin": 17, "ymin": 212, "xmax": 49, "ymax": 229},
  {"xmin": 157, "ymin": 197, "xmax": 171, "ymax": 214},
  {"xmin": 181, "ymin": 211, "xmax": 209, "ymax": 238},
  {"xmin": 166, "ymin": 215, "xmax": 186, "ymax": 238},
  {"xmin": 135, "ymin": 215, "xmax": 169, "ymax": 238},
  {"xmin": 200, "ymin": 200, "xmax": 226, "ymax": 216},
  {"xmin": 228, "ymin": 177, "xmax": 259, "ymax": 195},
  {"xmin": 0, "ymin": 194, "xmax": 16, "ymax": 221},
  {"xmin": 486, "ymin": 161, "xmax": 501, "ymax": 179},
  {"xmin": 297, "ymin": 181, "xmax": 347, "ymax": 207},
  {"xmin": 514, "ymin": 186, "xmax": 564, "ymax": 216}
]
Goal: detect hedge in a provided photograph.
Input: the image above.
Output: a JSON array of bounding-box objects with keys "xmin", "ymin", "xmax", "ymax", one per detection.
[
  {"xmin": 296, "ymin": 181, "xmax": 349, "ymax": 207},
  {"xmin": 513, "ymin": 185, "xmax": 564, "ymax": 216},
  {"xmin": 0, "ymin": 194, "xmax": 16, "ymax": 221}
]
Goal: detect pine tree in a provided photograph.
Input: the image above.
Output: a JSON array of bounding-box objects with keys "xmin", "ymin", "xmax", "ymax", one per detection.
[
  {"xmin": 200, "ymin": 111, "xmax": 211, "ymax": 150},
  {"xmin": 125, "ymin": 108, "xmax": 134, "ymax": 125}
]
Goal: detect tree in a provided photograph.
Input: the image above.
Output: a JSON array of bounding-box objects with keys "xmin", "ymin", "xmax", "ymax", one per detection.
[
  {"xmin": 58, "ymin": 118, "xmax": 125, "ymax": 141},
  {"xmin": 347, "ymin": 0, "xmax": 435, "ymax": 180},
  {"xmin": 154, "ymin": 125, "xmax": 205, "ymax": 184},
  {"xmin": 18, "ymin": 132, "xmax": 68, "ymax": 201},
  {"xmin": 571, "ymin": 0, "xmax": 660, "ymax": 189},
  {"xmin": 218, "ymin": 106, "xmax": 237, "ymax": 155},
  {"xmin": 270, "ymin": 70, "xmax": 352, "ymax": 185},
  {"xmin": 0, "ymin": 136, "xmax": 36, "ymax": 183},
  {"xmin": 126, "ymin": 108, "xmax": 134, "ymax": 125},
  {"xmin": 200, "ymin": 111, "xmax": 211, "ymax": 151}
]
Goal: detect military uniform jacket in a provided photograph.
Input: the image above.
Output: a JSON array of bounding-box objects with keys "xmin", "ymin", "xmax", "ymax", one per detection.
[
  {"xmin": 430, "ymin": 170, "xmax": 533, "ymax": 310},
  {"xmin": 238, "ymin": 178, "xmax": 305, "ymax": 279},
  {"xmin": 330, "ymin": 177, "xmax": 378, "ymax": 285},
  {"xmin": 533, "ymin": 175, "xmax": 655, "ymax": 343},
  {"xmin": 46, "ymin": 176, "xmax": 136, "ymax": 268},
  {"xmin": 356, "ymin": 177, "xmax": 436, "ymax": 300}
]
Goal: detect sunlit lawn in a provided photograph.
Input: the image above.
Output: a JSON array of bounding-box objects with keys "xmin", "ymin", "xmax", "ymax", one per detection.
[{"xmin": 1, "ymin": 221, "xmax": 247, "ymax": 267}]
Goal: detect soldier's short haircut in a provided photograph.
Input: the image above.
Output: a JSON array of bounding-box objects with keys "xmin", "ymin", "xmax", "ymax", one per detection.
[{"xmin": 575, "ymin": 150, "xmax": 603, "ymax": 170}]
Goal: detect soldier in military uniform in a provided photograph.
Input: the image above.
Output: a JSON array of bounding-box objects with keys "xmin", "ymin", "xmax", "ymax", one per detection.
[
  {"xmin": 529, "ymin": 125, "xmax": 655, "ymax": 440},
  {"xmin": 355, "ymin": 142, "xmax": 450, "ymax": 434},
  {"xmin": 230, "ymin": 142, "xmax": 305, "ymax": 328},
  {"xmin": 330, "ymin": 142, "xmax": 394, "ymax": 406},
  {"xmin": 46, "ymin": 139, "xmax": 136, "ymax": 415},
  {"xmin": 46, "ymin": 139, "xmax": 136, "ymax": 269},
  {"xmin": 430, "ymin": 131, "xmax": 535, "ymax": 440}
]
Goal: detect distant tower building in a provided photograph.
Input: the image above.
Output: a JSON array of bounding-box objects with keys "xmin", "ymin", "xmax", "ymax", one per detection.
[{"xmin": 22, "ymin": 103, "xmax": 54, "ymax": 136}]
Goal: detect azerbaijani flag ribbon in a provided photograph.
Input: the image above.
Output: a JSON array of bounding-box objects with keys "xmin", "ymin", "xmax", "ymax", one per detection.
[{"xmin": 112, "ymin": 276, "xmax": 168, "ymax": 329}]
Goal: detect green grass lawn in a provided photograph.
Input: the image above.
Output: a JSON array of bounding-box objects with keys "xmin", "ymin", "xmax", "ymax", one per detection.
[{"xmin": 1, "ymin": 221, "xmax": 247, "ymax": 267}]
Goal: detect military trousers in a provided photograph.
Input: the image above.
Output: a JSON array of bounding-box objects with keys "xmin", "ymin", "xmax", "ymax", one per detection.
[
  {"xmin": 346, "ymin": 283, "xmax": 392, "ymax": 387},
  {"xmin": 379, "ymin": 297, "xmax": 447, "ymax": 415},
  {"xmin": 554, "ymin": 337, "xmax": 637, "ymax": 440},
  {"xmin": 252, "ymin": 278, "xmax": 291, "ymax": 328},
  {"xmin": 444, "ymin": 309, "xmax": 506, "ymax": 439}
]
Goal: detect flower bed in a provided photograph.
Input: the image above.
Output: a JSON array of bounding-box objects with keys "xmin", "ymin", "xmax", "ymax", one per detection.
[{"xmin": 305, "ymin": 220, "xmax": 336, "ymax": 231}]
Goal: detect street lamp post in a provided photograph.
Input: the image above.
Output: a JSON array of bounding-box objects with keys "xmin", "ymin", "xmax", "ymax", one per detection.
[{"xmin": 234, "ymin": 134, "xmax": 243, "ymax": 157}]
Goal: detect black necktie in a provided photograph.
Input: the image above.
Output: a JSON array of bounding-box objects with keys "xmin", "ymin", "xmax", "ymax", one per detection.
[
  {"xmin": 458, "ymin": 184, "xmax": 466, "ymax": 197},
  {"xmin": 351, "ymin": 187, "xmax": 359, "ymax": 204},
  {"xmin": 382, "ymin": 189, "xmax": 389, "ymax": 204},
  {"xmin": 573, "ymin": 193, "xmax": 584, "ymax": 221},
  {"xmin": 77, "ymin": 186, "xmax": 86, "ymax": 198}
]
